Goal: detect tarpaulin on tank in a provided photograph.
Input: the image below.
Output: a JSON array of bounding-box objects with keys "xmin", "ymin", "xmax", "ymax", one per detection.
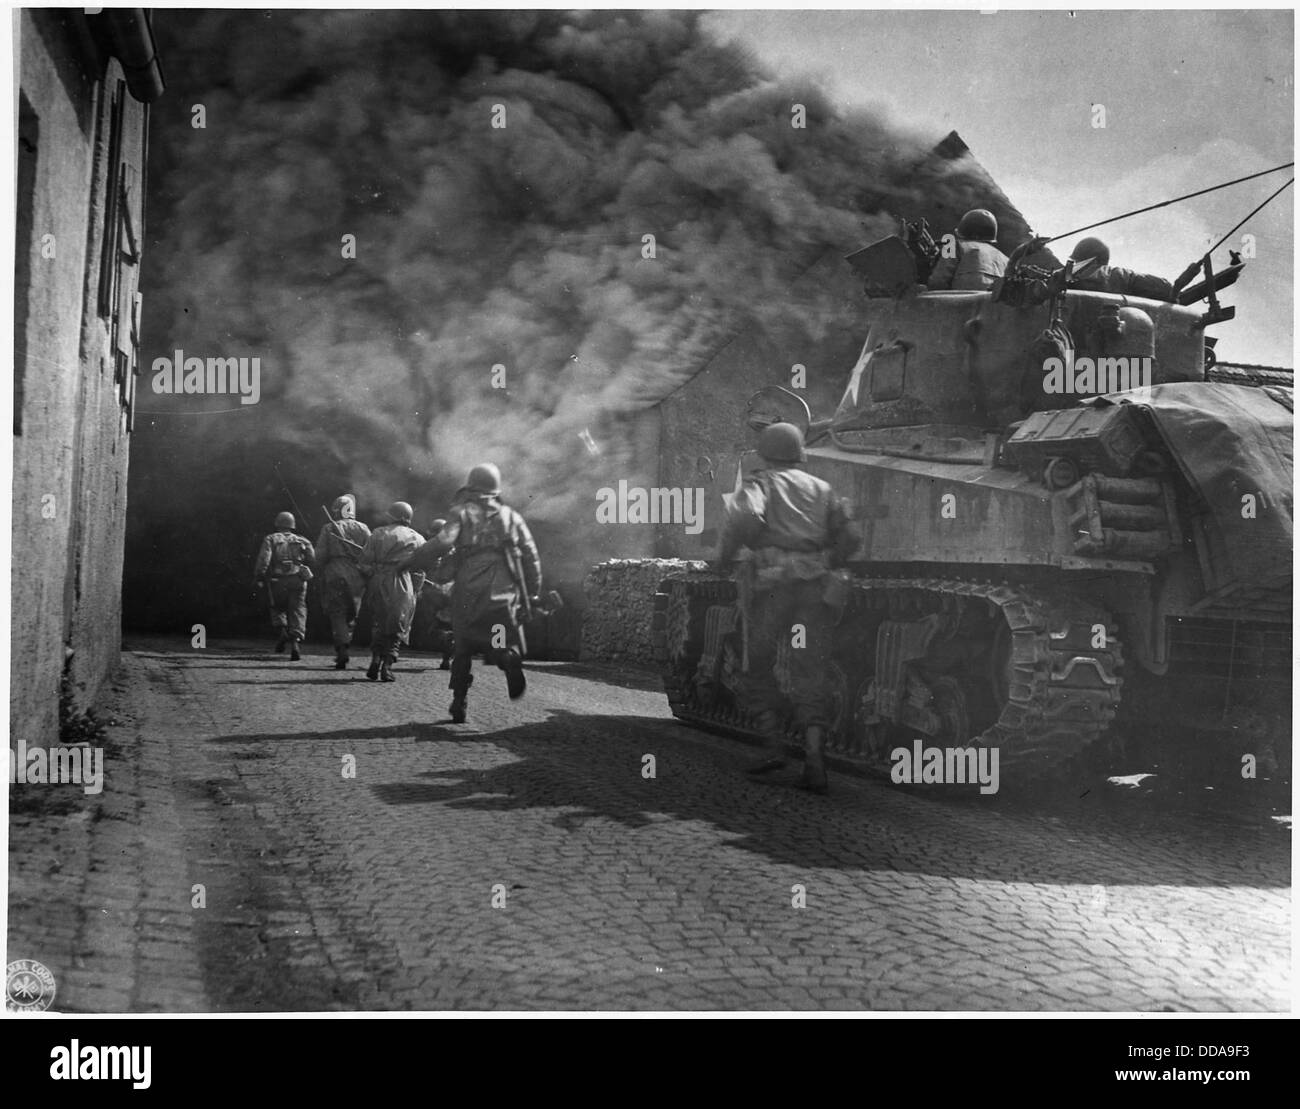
[{"xmin": 1092, "ymin": 383, "xmax": 1293, "ymax": 591}]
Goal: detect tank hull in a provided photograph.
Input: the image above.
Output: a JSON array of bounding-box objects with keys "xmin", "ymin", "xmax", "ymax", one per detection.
[{"xmin": 654, "ymin": 283, "xmax": 1291, "ymax": 780}]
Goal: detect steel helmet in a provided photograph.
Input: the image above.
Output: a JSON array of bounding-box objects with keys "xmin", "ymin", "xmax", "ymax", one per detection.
[
  {"xmin": 331, "ymin": 493, "xmax": 356, "ymax": 519},
  {"xmin": 275, "ymin": 511, "xmax": 295, "ymax": 530},
  {"xmin": 1070, "ymin": 237, "xmax": 1110, "ymax": 266},
  {"xmin": 466, "ymin": 463, "xmax": 501, "ymax": 496},
  {"xmin": 1115, "ymin": 307, "xmax": 1156, "ymax": 359},
  {"xmin": 386, "ymin": 501, "xmax": 413, "ymax": 524},
  {"xmin": 758, "ymin": 422, "xmax": 806, "ymax": 464},
  {"xmin": 428, "ymin": 517, "xmax": 448, "ymax": 538},
  {"xmin": 957, "ymin": 208, "xmax": 998, "ymax": 242}
]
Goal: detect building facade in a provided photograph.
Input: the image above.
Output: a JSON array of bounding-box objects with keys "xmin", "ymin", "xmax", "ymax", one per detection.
[{"xmin": 12, "ymin": 9, "xmax": 163, "ymax": 750}]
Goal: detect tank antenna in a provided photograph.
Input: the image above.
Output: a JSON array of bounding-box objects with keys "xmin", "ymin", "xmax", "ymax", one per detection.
[
  {"xmin": 1203, "ymin": 177, "xmax": 1293, "ymax": 256},
  {"xmin": 1042, "ymin": 161, "xmax": 1293, "ymax": 243}
]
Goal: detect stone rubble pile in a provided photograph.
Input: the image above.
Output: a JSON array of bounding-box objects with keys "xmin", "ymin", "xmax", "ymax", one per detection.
[{"xmin": 581, "ymin": 558, "xmax": 708, "ymax": 667}]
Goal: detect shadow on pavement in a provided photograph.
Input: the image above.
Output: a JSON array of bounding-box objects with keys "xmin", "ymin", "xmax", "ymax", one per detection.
[{"xmin": 203, "ymin": 708, "xmax": 1290, "ymax": 890}]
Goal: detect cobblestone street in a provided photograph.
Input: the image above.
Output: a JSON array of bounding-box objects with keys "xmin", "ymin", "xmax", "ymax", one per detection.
[{"xmin": 7, "ymin": 639, "xmax": 1292, "ymax": 1012}]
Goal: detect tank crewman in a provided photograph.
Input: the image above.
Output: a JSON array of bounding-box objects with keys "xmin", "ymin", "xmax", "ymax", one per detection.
[
  {"xmin": 721, "ymin": 423, "xmax": 857, "ymax": 794},
  {"xmin": 252, "ymin": 511, "xmax": 315, "ymax": 661},
  {"xmin": 314, "ymin": 493, "xmax": 372, "ymax": 670},
  {"xmin": 1067, "ymin": 237, "xmax": 1175, "ymax": 300},
  {"xmin": 359, "ymin": 502, "xmax": 425, "ymax": 682},
  {"xmin": 404, "ymin": 463, "xmax": 541, "ymax": 724},
  {"xmin": 926, "ymin": 208, "xmax": 1009, "ymax": 291}
]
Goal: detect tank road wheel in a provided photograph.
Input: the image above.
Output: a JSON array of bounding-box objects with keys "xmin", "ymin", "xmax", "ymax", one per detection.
[
  {"xmin": 824, "ymin": 660, "xmax": 851, "ymax": 743},
  {"xmin": 654, "ymin": 573, "xmax": 755, "ymax": 741},
  {"xmin": 931, "ymin": 675, "xmax": 971, "ymax": 746},
  {"xmin": 834, "ymin": 578, "xmax": 1125, "ymax": 780},
  {"xmin": 654, "ymin": 576, "xmax": 713, "ymax": 720},
  {"xmin": 656, "ymin": 574, "xmax": 1124, "ymax": 781}
]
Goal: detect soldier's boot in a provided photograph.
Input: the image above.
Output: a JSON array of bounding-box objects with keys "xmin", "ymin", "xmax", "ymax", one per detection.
[
  {"xmin": 366, "ymin": 654, "xmax": 381, "ymax": 682},
  {"xmin": 502, "ymin": 649, "xmax": 526, "ymax": 700},
  {"xmin": 745, "ymin": 710, "xmax": 787, "ymax": 775},
  {"xmin": 449, "ymin": 674, "xmax": 472, "ymax": 724},
  {"xmin": 380, "ymin": 656, "xmax": 396, "ymax": 682},
  {"xmin": 275, "ymin": 635, "xmax": 287, "ymax": 654},
  {"xmin": 438, "ymin": 654, "xmax": 451, "ymax": 671},
  {"xmin": 334, "ymin": 645, "xmax": 349, "ymax": 671},
  {"xmin": 289, "ymin": 640, "xmax": 301, "ymax": 662},
  {"xmin": 799, "ymin": 725, "xmax": 829, "ymax": 795}
]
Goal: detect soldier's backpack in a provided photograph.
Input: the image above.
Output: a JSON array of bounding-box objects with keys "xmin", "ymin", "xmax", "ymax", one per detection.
[{"xmin": 270, "ymin": 533, "xmax": 311, "ymax": 580}]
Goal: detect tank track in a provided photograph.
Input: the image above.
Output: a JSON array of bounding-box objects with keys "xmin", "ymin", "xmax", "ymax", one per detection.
[{"xmin": 652, "ymin": 572, "xmax": 1124, "ymax": 778}]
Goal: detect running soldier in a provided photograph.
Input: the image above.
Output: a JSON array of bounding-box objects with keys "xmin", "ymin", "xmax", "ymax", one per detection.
[
  {"xmin": 359, "ymin": 502, "xmax": 425, "ymax": 682},
  {"xmin": 417, "ymin": 518, "xmax": 456, "ymax": 670},
  {"xmin": 720, "ymin": 423, "xmax": 856, "ymax": 793},
  {"xmin": 252, "ymin": 511, "xmax": 315, "ymax": 661},
  {"xmin": 405, "ymin": 464, "xmax": 540, "ymax": 724},
  {"xmin": 315, "ymin": 493, "xmax": 371, "ymax": 670}
]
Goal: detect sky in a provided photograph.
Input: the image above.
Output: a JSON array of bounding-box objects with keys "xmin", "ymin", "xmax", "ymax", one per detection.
[{"xmin": 707, "ymin": 7, "xmax": 1295, "ymax": 367}]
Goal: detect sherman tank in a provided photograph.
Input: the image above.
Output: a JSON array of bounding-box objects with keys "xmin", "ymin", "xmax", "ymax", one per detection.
[{"xmin": 652, "ymin": 233, "xmax": 1292, "ymax": 778}]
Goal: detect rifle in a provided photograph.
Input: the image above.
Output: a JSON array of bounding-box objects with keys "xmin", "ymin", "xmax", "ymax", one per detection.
[
  {"xmin": 502, "ymin": 542, "xmax": 534, "ymax": 623},
  {"xmin": 501, "ymin": 541, "xmax": 563, "ymax": 623},
  {"xmin": 272, "ymin": 464, "xmax": 311, "ymax": 533},
  {"xmin": 720, "ymin": 456, "xmax": 756, "ymax": 671},
  {"xmin": 320, "ymin": 502, "xmax": 367, "ymax": 553}
]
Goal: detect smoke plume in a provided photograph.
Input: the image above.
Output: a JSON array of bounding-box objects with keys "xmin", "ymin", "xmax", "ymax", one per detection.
[{"xmin": 127, "ymin": 10, "xmax": 1021, "ymax": 637}]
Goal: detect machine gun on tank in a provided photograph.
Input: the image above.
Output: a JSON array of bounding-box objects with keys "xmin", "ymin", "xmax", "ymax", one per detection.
[
  {"xmin": 844, "ymin": 216, "xmax": 945, "ymax": 295},
  {"xmin": 901, "ymin": 217, "xmax": 940, "ymax": 282}
]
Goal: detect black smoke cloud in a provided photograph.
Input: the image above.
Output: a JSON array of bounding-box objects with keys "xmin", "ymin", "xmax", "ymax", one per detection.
[{"xmin": 126, "ymin": 9, "xmax": 1021, "ymax": 638}]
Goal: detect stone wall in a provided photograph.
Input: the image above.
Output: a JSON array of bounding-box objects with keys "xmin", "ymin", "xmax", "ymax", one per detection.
[
  {"xmin": 12, "ymin": 12, "xmax": 152, "ymax": 749},
  {"xmin": 581, "ymin": 558, "xmax": 707, "ymax": 668}
]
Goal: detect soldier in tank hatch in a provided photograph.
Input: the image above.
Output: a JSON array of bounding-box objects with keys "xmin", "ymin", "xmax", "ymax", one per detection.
[
  {"xmin": 1067, "ymin": 237, "xmax": 1175, "ymax": 300},
  {"xmin": 315, "ymin": 493, "xmax": 371, "ymax": 670},
  {"xmin": 720, "ymin": 423, "xmax": 857, "ymax": 794},
  {"xmin": 252, "ymin": 511, "xmax": 315, "ymax": 660},
  {"xmin": 926, "ymin": 208, "xmax": 1009, "ymax": 291}
]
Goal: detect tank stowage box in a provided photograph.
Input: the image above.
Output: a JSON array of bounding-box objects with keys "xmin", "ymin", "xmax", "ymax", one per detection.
[{"xmin": 1003, "ymin": 404, "xmax": 1147, "ymax": 481}]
